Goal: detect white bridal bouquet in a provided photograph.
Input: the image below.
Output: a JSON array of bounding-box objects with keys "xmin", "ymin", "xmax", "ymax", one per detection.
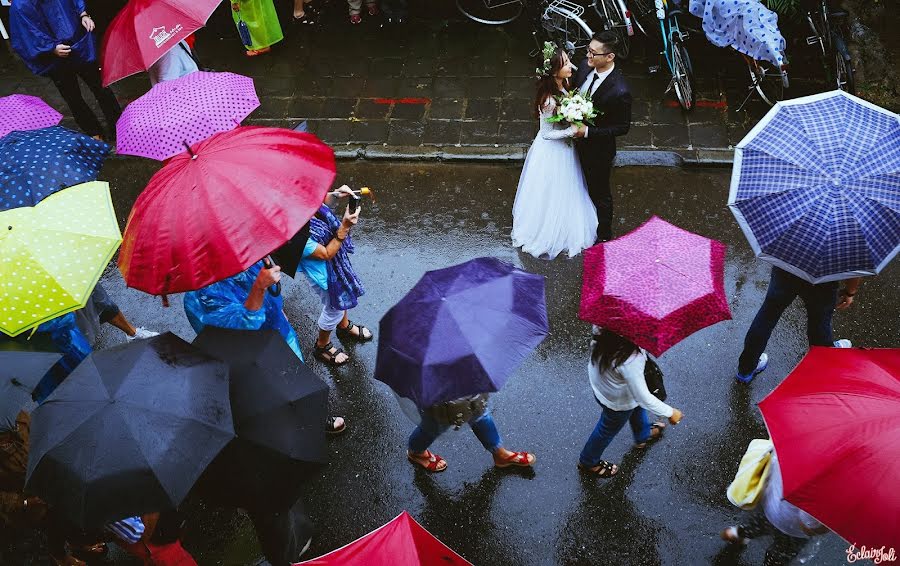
[{"xmin": 546, "ymin": 90, "xmax": 599, "ymax": 128}]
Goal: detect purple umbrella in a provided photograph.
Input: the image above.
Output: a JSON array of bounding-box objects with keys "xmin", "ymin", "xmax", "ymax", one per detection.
[
  {"xmin": 375, "ymin": 257, "xmax": 549, "ymax": 409},
  {"xmin": 115, "ymin": 71, "xmax": 260, "ymax": 161},
  {"xmin": 0, "ymin": 95, "xmax": 63, "ymax": 139}
]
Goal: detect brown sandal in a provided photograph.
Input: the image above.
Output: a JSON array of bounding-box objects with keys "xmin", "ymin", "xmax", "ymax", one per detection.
[
  {"xmin": 314, "ymin": 342, "xmax": 349, "ymax": 366},
  {"xmin": 634, "ymin": 422, "xmax": 666, "ymax": 449},
  {"xmin": 407, "ymin": 450, "xmax": 447, "ymax": 472}
]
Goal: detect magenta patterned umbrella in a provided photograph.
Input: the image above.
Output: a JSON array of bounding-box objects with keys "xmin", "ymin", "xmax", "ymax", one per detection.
[
  {"xmin": 579, "ymin": 216, "xmax": 732, "ymax": 357},
  {"xmin": 0, "ymin": 95, "xmax": 63, "ymax": 139},
  {"xmin": 115, "ymin": 71, "xmax": 259, "ymax": 161}
]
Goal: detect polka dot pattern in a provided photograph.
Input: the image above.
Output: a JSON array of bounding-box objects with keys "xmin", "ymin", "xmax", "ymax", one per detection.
[
  {"xmin": 0, "ymin": 181, "xmax": 122, "ymax": 337},
  {"xmin": 116, "ymin": 71, "xmax": 261, "ymax": 161},
  {"xmin": 0, "ymin": 126, "xmax": 110, "ymax": 211},
  {"xmin": 0, "ymin": 95, "xmax": 64, "ymax": 139},
  {"xmin": 688, "ymin": 0, "xmax": 787, "ymax": 66}
]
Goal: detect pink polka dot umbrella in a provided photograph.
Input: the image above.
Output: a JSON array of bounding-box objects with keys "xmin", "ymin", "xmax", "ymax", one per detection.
[
  {"xmin": 0, "ymin": 95, "xmax": 63, "ymax": 139},
  {"xmin": 115, "ymin": 71, "xmax": 260, "ymax": 161},
  {"xmin": 579, "ymin": 216, "xmax": 732, "ymax": 357}
]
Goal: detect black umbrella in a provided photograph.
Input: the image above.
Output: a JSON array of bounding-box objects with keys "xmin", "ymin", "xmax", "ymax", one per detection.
[
  {"xmin": 269, "ymin": 221, "xmax": 311, "ymax": 278},
  {"xmin": 192, "ymin": 327, "xmax": 328, "ymax": 462},
  {"xmin": 191, "ymin": 328, "xmax": 329, "ymax": 511},
  {"xmin": 0, "ymin": 350, "xmax": 61, "ymax": 432},
  {"xmin": 25, "ymin": 332, "xmax": 234, "ymax": 528}
]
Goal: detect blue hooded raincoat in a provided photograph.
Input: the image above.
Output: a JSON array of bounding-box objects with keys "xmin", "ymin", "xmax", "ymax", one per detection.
[
  {"xmin": 10, "ymin": 0, "xmax": 97, "ymax": 76},
  {"xmin": 184, "ymin": 262, "xmax": 304, "ymax": 361}
]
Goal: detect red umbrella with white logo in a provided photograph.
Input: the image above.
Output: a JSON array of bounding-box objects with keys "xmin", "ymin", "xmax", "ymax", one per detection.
[{"xmin": 100, "ymin": 0, "xmax": 220, "ymax": 87}]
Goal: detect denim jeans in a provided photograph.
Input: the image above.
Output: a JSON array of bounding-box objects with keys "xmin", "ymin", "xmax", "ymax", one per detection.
[
  {"xmin": 579, "ymin": 402, "xmax": 651, "ymax": 467},
  {"xmin": 737, "ymin": 267, "xmax": 838, "ymax": 375},
  {"xmin": 408, "ymin": 409, "xmax": 502, "ymax": 454}
]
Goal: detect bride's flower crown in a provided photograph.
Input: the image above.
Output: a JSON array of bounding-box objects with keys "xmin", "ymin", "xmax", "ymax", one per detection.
[{"xmin": 535, "ymin": 41, "xmax": 558, "ymax": 78}]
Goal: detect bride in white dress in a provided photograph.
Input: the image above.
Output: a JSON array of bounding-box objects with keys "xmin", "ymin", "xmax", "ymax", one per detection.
[{"xmin": 511, "ymin": 47, "xmax": 598, "ymax": 259}]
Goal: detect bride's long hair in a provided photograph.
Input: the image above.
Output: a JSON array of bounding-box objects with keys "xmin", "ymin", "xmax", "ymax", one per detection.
[{"xmin": 534, "ymin": 47, "xmax": 569, "ymax": 118}]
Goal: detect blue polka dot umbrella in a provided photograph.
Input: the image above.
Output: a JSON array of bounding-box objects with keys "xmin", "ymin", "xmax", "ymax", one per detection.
[
  {"xmin": 729, "ymin": 90, "xmax": 900, "ymax": 283},
  {"xmin": 0, "ymin": 126, "xmax": 110, "ymax": 212}
]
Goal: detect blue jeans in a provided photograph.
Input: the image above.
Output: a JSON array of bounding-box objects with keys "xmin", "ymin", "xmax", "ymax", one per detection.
[
  {"xmin": 579, "ymin": 402, "xmax": 651, "ymax": 467},
  {"xmin": 737, "ymin": 267, "xmax": 838, "ymax": 375},
  {"xmin": 408, "ymin": 410, "xmax": 502, "ymax": 454}
]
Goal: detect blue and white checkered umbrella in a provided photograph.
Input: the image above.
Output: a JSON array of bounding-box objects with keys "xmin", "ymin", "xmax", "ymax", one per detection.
[{"xmin": 729, "ymin": 90, "xmax": 900, "ymax": 283}]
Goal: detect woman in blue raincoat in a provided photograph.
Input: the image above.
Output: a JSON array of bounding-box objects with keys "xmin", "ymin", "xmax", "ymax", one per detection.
[
  {"xmin": 184, "ymin": 261, "xmax": 346, "ymax": 434},
  {"xmin": 9, "ymin": 0, "xmax": 121, "ymax": 139},
  {"xmin": 0, "ymin": 312, "xmax": 92, "ymax": 403}
]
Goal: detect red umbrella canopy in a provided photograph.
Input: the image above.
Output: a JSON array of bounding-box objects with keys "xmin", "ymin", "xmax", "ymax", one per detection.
[
  {"xmin": 119, "ymin": 127, "xmax": 335, "ymax": 296},
  {"xmin": 759, "ymin": 347, "xmax": 900, "ymax": 548},
  {"xmin": 295, "ymin": 511, "xmax": 472, "ymax": 565},
  {"xmin": 101, "ymin": 0, "xmax": 220, "ymax": 87},
  {"xmin": 579, "ymin": 216, "xmax": 731, "ymax": 356}
]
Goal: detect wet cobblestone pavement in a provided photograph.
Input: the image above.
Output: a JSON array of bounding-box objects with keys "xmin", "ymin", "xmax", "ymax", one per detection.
[{"xmin": 1, "ymin": 1, "xmax": 837, "ymax": 163}]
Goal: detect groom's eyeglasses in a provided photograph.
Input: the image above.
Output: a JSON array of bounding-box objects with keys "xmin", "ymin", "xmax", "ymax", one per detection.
[{"xmin": 587, "ymin": 49, "xmax": 614, "ymax": 58}]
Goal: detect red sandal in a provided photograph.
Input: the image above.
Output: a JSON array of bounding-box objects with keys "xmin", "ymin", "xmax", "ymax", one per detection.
[
  {"xmin": 494, "ymin": 451, "xmax": 535, "ymax": 468},
  {"xmin": 407, "ymin": 450, "xmax": 447, "ymax": 473}
]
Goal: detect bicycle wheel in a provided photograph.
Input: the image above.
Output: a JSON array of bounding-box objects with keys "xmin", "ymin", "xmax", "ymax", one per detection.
[
  {"xmin": 456, "ymin": 0, "xmax": 523, "ymax": 25},
  {"xmin": 831, "ymin": 33, "xmax": 856, "ymax": 94},
  {"xmin": 627, "ymin": 0, "xmax": 660, "ymax": 40},
  {"xmin": 671, "ymin": 38, "xmax": 695, "ymax": 110},
  {"xmin": 749, "ymin": 60, "xmax": 787, "ymax": 106},
  {"xmin": 543, "ymin": 6, "xmax": 594, "ymax": 51},
  {"xmin": 593, "ymin": 0, "xmax": 631, "ymax": 58}
]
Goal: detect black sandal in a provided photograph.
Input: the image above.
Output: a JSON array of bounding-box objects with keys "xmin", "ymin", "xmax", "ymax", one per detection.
[
  {"xmin": 634, "ymin": 422, "xmax": 666, "ymax": 449},
  {"xmin": 578, "ymin": 460, "xmax": 619, "ymax": 478},
  {"xmin": 326, "ymin": 416, "xmax": 346, "ymax": 435},
  {"xmin": 335, "ymin": 320, "xmax": 374, "ymax": 343},
  {"xmin": 314, "ymin": 342, "xmax": 349, "ymax": 366}
]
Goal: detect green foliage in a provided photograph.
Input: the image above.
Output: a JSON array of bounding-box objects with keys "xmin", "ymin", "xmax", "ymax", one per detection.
[{"xmin": 762, "ymin": 0, "xmax": 803, "ymax": 18}]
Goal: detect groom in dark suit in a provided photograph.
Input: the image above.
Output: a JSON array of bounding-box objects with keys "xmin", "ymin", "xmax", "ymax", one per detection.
[{"xmin": 573, "ymin": 31, "xmax": 633, "ymax": 242}]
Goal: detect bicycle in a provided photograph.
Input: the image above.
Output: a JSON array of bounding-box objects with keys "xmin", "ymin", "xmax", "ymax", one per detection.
[
  {"xmin": 649, "ymin": 0, "xmax": 695, "ymax": 110},
  {"xmin": 736, "ymin": 52, "xmax": 790, "ymax": 109},
  {"xmin": 455, "ymin": 0, "xmax": 594, "ymax": 54},
  {"xmin": 591, "ymin": 0, "xmax": 635, "ymax": 58},
  {"xmin": 803, "ymin": 0, "xmax": 855, "ymax": 93}
]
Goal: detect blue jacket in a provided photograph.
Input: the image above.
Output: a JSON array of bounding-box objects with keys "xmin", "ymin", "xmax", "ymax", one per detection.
[
  {"xmin": 184, "ymin": 262, "xmax": 304, "ymax": 361},
  {"xmin": 10, "ymin": 0, "xmax": 96, "ymax": 76}
]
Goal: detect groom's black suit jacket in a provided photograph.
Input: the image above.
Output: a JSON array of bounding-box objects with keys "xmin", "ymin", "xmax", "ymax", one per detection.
[{"xmin": 573, "ymin": 61, "xmax": 632, "ymax": 158}]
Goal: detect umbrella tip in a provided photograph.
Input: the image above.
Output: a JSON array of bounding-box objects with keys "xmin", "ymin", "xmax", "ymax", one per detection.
[{"xmin": 182, "ymin": 141, "xmax": 197, "ymax": 160}]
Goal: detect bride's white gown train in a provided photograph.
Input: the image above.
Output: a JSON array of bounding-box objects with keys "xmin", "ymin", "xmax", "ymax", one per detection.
[{"xmin": 511, "ymin": 99, "xmax": 598, "ymax": 259}]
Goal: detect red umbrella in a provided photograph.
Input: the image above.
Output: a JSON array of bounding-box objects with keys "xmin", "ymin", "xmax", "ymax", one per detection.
[
  {"xmin": 759, "ymin": 347, "xmax": 900, "ymax": 548},
  {"xmin": 100, "ymin": 0, "xmax": 220, "ymax": 87},
  {"xmin": 118, "ymin": 127, "xmax": 335, "ymax": 296},
  {"xmin": 295, "ymin": 511, "xmax": 471, "ymax": 565},
  {"xmin": 579, "ymin": 216, "xmax": 731, "ymax": 356}
]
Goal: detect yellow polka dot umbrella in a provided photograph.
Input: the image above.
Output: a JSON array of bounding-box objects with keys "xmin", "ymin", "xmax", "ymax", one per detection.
[{"xmin": 0, "ymin": 181, "xmax": 122, "ymax": 337}]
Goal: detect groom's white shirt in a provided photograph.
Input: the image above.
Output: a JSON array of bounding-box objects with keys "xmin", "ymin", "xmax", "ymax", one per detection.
[
  {"xmin": 579, "ymin": 64, "xmax": 615, "ymax": 97},
  {"xmin": 578, "ymin": 64, "xmax": 615, "ymax": 138}
]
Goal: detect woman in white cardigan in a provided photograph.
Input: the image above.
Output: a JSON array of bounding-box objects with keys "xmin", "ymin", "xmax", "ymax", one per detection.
[{"xmin": 578, "ymin": 327, "xmax": 684, "ymax": 477}]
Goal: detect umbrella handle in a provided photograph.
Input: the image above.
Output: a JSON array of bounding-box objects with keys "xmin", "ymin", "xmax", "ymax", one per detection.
[{"xmin": 263, "ymin": 256, "xmax": 281, "ymax": 297}]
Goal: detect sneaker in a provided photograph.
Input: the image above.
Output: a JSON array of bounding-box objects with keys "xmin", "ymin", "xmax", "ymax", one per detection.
[
  {"xmin": 127, "ymin": 327, "xmax": 160, "ymax": 341},
  {"xmin": 833, "ymin": 339, "xmax": 852, "ymax": 348},
  {"xmin": 735, "ymin": 353, "xmax": 768, "ymax": 383},
  {"xmin": 720, "ymin": 526, "xmax": 749, "ymax": 545},
  {"xmin": 349, "ymin": 13, "xmax": 362, "ymax": 24},
  {"xmin": 366, "ymin": 3, "xmax": 379, "ymax": 16}
]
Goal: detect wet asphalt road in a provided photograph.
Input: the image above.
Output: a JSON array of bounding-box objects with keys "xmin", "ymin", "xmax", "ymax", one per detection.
[{"xmin": 90, "ymin": 159, "xmax": 898, "ymax": 566}]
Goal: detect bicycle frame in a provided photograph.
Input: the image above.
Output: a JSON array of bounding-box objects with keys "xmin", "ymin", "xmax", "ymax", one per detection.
[{"xmin": 655, "ymin": 0, "xmax": 683, "ymax": 75}]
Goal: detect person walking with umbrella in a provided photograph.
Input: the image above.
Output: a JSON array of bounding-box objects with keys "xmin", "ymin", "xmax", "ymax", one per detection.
[
  {"xmin": 9, "ymin": 0, "xmax": 121, "ymax": 140},
  {"xmin": 577, "ymin": 328, "xmax": 684, "ymax": 478},
  {"xmin": 183, "ymin": 261, "xmax": 347, "ymax": 434},
  {"xmin": 735, "ymin": 270, "xmax": 860, "ymax": 383},
  {"xmin": 721, "ymin": 452, "xmax": 830, "ymax": 565}
]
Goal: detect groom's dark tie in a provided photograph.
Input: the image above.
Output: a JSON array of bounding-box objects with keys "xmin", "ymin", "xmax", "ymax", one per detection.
[{"xmin": 583, "ymin": 72, "xmax": 598, "ymax": 96}]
